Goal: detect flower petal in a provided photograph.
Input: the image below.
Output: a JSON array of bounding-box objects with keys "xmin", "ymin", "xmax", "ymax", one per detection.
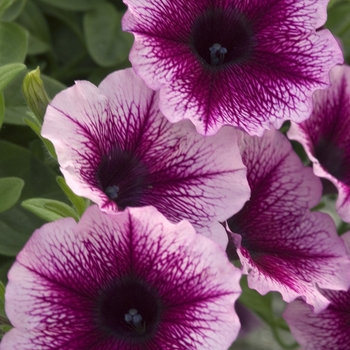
[
  {"xmin": 123, "ymin": 0, "xmax": 343, "ymax": 135},
  {"xmin": 41, "ymin": 68, "xmax": 250, "ymax": 245},
  {"xmin": 288, "ymin": 65, "xmax": 350, "ymax": 222},
  {"xmin": 226, "ymin": 129, "xmax": 350, "ymax": 312},
  {"xmin": 2, "ymin": 206, "xmax": 242, "ymax": 350},
  {"xmin": 283, "ymin": 232, "xmax": 350, "ymax": 350}
]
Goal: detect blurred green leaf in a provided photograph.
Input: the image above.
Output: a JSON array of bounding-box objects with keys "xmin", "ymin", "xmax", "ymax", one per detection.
[
  {"xmin": 327, "ymin": 1, "xmax": 350, "ymax": 62},
  {"xmin": 0, "ymin": 206, "xmax": 44, "ymax": 255},
  {"xmin": 0, "ymin": 257, "xmax": 14, "ymax": 284},
  {"xmin": 56, "ymin": 176, "xmax": 89, "ymax": 217},
  {"xmin": 22, "ymin": 198, "xmax": 79, "ymax": 221},
  {"xmin": 37, "ymin": 0, "xmax": 100, "ymax": 11},
  {"xmin": 23, "ymin": 115, "xmax": 57, "ymax": 159},
  {"xmin": 0, "ymin": 177, "xmax": 24, "ymax": 213},
  {"xmin": 0, "ymin": 63, "xmax": 26, "ymax": 92},
  {"xmin": 0, "ymin": 0, "xmax": 14, "ymax": 14},
  {"xmin": 239, "ymin": 276, "xmax": 274, "ymax": 326},
  {"xmin": 17, "ymin": 0, "xmax": 50, "ymax": 54},
  {"xmin": 0, "ymin": 22, "xmax": 27, "ymax": 65},
  {"xmin": 0, "ymin": 140, "xmax": 65, "ymax": 256},
  {"xmin": 0, "ymin": 140, "xmax": 62, "ymax": 200},
  {"xmin": 0, "ymin": 92, "xmax": 4, "ymax": 129},
  {"xmin": 0, "ymin": 280, "xmax": 6, "ymax": 318},
  {"xmin": 84, "ymin": 2, "xmax": 133, "ymax": 67},
  {"xmin": 3, "ymin": 70, "xmax": 65, "ymax": 125},
  {"xmin": 1, "ymin": 0, "xmax": 25, "ymax": 21}
]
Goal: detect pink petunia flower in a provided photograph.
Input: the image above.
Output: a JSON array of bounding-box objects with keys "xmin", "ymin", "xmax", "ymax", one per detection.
[
  {"xmin": 283, "ymin": 232, "xmax": 350, "ymax": 350},
  {"xmin": 41, "ymin": 68, "xmax": 250, "ymax": 247},
  {"xmin": 226, "ymin": 129, "xmax": 350, "ymax": 312},
  {"xmin": 1, "ymin": 206, "xmax": 242, "ymax": 350},
  {"xmin": 122, "ymin": 0, "xmax": 343, "ymax": 136},
  {"xmin": 288, "ymin": 65, "xmax": 350, "ymax": 222}
]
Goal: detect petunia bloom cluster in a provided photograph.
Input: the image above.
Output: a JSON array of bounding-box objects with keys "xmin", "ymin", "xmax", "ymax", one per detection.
[{"xmin": 2, "ymin": 0, "xmax": 350, "ymax": 349}]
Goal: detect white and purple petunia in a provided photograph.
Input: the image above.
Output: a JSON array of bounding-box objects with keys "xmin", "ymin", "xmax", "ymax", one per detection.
[
  {"xmin": 122, "ymin": 0, "xmax": 343, "ymax": 136},
  {"xmin": 225, "ymin": 129, "xmax": 350, "ymax": 312},
  {"xmin": 288, "ymin": 65, "xmax": 350, "ymax": 223},
  {"xmin": 1, "ymin": 205, "xmax": 242, "ymax": 350},
  {"xmin": 41, "ymin": 68, "xmax": 250, "ymax": 246},
  {"xmin": 283, "ymin": 232, "xmax": 350, "ymax": 350}
]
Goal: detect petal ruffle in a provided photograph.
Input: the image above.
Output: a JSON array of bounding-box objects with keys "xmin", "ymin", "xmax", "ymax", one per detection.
[
  {"xmin": 2, "ymin": 206, "xmax": 242, "ymax": 350},
  {"xmin": 288, "ymin": 65, "xmax": 350, "ymax": 222},
  {"xmin": 226, "ymin": 130, "xmax": 350, "ymax": 312},
  {"xmin": 41, "ymin": 68, "xmax": 250, "ymax": 245},
  {"xmin": 123, "ymin": 0, "xmax": 342, "ymax": 135}
]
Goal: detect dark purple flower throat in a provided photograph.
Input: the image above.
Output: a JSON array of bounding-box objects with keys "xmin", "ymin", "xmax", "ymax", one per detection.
[
  {"xmin": 97, "ymin": 147, "xmax": 149, "ymax": 210},
  {"xmin": 95, "ymin": 277, "xmax": 162, "ymax": 342},
  {"xmin": 191, "ymin": 7, "xmax": 255, "ymax": 67}
]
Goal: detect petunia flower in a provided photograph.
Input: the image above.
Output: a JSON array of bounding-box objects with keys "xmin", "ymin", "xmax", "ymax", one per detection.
[
  {"xmin": 122, "ymin": 0, "xmax": 343, "ymax": 136},
  {"xmin": 283, "ymin": 232, "xmax": 350, "ymax": 350},
  {"xmin": 225, "ymin": 129, "xmax": 350, "ymax": 312},
  {"xmin": 288, "ymin": 65, "xmax": 350, "ymax": 223},
  {"xmin": 1, "ymin": 205, "xmax": 242, "ymax": 350},
  {"xmin": 41, "ymin": 68, "xmax": 250, "ymax": 246}
]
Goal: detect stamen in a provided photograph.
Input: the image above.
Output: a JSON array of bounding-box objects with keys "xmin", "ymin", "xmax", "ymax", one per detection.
[
  {"xmin": 124, "ymin": 308, "xmax": 143, "ymax": 326},
  {"xmin": 124, "ymin": 308, "xmax": 146, "ymax": 334},
  {"xmin": 105, "ymin": 185, "xmax": 119, "ymax": 199},
  {"xmin": 209, "ymin": 43, "xmax": 227, "ymax": 66}
]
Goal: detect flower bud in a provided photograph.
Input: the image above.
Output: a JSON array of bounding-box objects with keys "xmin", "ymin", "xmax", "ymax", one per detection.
[{"xmin": 22, "ymin": 67, "xmax": 50, "ymax": 125}]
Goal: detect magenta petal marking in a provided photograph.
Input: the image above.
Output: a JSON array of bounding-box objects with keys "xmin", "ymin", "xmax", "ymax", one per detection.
[
  {"xmin": 2, "ymin": 206, "xmax": 242, "ymax": 350},
  {"xmin": 41, "ymin": 68, "xmax": 250, "ymax": 245},
  {"xmin": 226, "ymin": 129, "xmax": 350, "ymax": 312},
  {"xmin": 288, "ymin": 65, "xmax": 350, "ymax": 223},
  {"xmin": 123, "ymin": 0, "xmax": 343, "ymax": 135}
]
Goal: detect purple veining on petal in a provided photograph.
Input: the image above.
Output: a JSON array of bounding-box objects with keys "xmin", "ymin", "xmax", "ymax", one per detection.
[
  {"xmin": 226, "ymin": 129, "xmax": 350, "ymax": 312},
  {"xmin": 2, "ymin": 206, "xmax": 242, "ymax": 349},
  {"xmin": 123, "ymin": 0, "xmax": 343, "ymax": 136},
  {"xmin": 283, "ymin": 232, "xmax": 350, "ymax": 350},
  {"xmin": 288, "ymin": 65, "xmax": 350, "ymax": 222},
  {"xmin": 41, "ymin": 68, "xmax": 250, "ymax": 245}
]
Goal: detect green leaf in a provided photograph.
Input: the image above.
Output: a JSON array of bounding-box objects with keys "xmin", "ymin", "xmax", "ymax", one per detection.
[
  {"xmin": 84, "ymin": 3, "xmax": 133, "ymax": 67},
  {"xmin": 22, "ymin": 198, "xmax": 79, "ymax": 222},
  {"xmin": 239, "ymin": 276, "xmax": 274, "ymax": 326},
  {"xmin": 0, "ymin": 206, "xmax": 44, "ymax": 256},
  {"xmin": 0, "ymin": 92, "xmax": 4, "ymax": 129},
  {"xmin": 0, "ymin": 280, "xmax": 6, "ymax": 318},
  {"xmin": 56, "ymin": 176, "xmax": 89, "ymax": 217},
  {"xmin": 0, "ymin": 22, "xmax": 27, "ymax": 65},
  {"xmin": 0, "ymin": 63, "xmax": 26, "ymax": 92},
  {"xmin": 0, "ymin": 140, "xmax": 65, "ymax": 256},
  {"xmin": 1, "ymin": 0, "xmax": 26, "ymax": 21},
  {"xmin": 37, "ymin": 0, "xmax": 100, "ymax": 11},
  {"xmin": 0, "ymin": 256, "xmax": 14, "ymax": 284},
  {"xmin": 3, "ymin": 70, "xmax": 65, "ymax": 125},
  {"xmin": 327, "ymin": 1, "xmax": 350, "ymax": 61},
  {"xmin": 0, "ymin": 0, "xmax": 14, "ymax": 14},
  {"xmin": 17, "ymin": 0, "xmax": 51, "ymax": 55},
  {"xmin": 23, "ymin": 115, "xmax": 57, "ymax": 159},
  {"xmin": 0, "ymin": 177, "xmax": 24, "ymax": 213}
]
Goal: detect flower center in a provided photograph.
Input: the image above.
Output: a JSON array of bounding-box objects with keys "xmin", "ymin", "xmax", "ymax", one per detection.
[
  {"xmin": 191, "ymin": 7, "xmax": 255, "ymax": 67},
  {"xmin": 95, "ymin": 277, "xmax": 162, "ymax": 342},
  {"xmin": 314, "ymin": 137, "xmax": 350, "ymax": 185},
  {"xmin": 97, "ymin": 147, "xmax": 149, "ymax": 210}
]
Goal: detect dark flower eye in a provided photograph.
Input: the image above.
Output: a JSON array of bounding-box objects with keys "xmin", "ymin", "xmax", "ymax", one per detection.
[
  {"xmin": 41, "ymin": 68, "xmax": 250, "ymax": 247},
  {"xmin": 122, "ymin": 0, "xmax": 343, "ymax": 136},
  {"xmin": 1, "ymin": 206, "xmax": 242, "ymax": 349}
]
